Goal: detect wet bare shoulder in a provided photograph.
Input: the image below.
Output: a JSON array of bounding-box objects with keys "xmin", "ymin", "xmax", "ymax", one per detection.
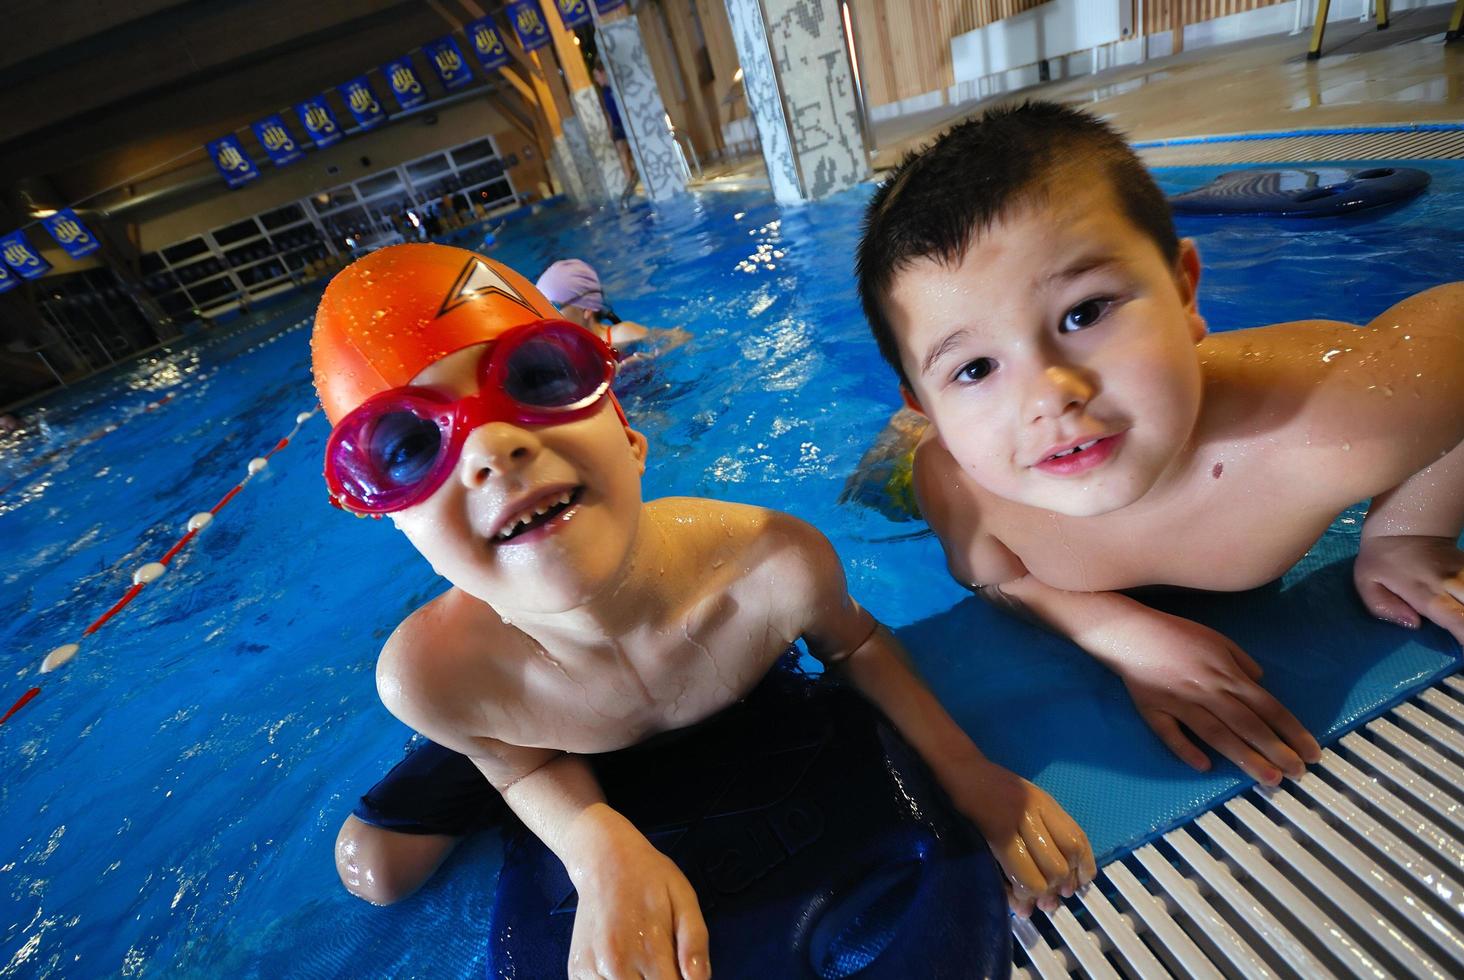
[
  {"xmin": 375, "ymin": 588, "xmax": 523, "ymax": 750},
  {"xmin": 912, "ymin": 428, "xmax": 1025, "ymax": 588},
  {"xmin": 1205, "ymin": 287, "xmax": 1464, "ymax": 492}
]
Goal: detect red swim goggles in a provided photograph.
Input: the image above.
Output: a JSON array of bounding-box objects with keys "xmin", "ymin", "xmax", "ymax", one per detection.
[{"xmin": 325, "ymin": 320, "xmax": 621, "ymax": 515}]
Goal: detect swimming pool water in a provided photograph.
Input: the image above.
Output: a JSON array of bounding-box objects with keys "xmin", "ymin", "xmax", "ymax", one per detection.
[{"xmin": 2, "ymin": 162, "xmax": 1462, "ymax": 977}]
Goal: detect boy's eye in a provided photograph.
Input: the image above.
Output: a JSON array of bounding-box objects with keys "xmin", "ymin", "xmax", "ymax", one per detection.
[
  {"xmin": 1060, "ymin": 298, "xmax": 1112, "ymax": 334},
  {"xmin": 955, "ymin": 357, "xmax": 997, "ymax": 384}
]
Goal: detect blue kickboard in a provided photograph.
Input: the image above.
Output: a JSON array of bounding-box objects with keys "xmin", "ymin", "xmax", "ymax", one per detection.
[
  {"xmin": 897, "ymin": 503, "xmax": 1461, "ymax": 863},
  {"xmin": 1168, "ymin": 166, "xmax": 1430, "ymax": 218}
]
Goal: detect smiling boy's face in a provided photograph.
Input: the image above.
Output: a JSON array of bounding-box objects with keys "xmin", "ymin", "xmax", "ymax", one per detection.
[
  {"xmin": 886, "ymin": 177, "xmax": 1208, "ymax": 518},
  {"xmin": 390, "ymin": 343, "xmax": 649, "ymax": 613}
]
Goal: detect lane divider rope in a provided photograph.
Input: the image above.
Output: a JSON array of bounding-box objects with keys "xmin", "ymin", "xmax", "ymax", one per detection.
[{"xmin": 2, "ymin": 316, "xmax": 320, "ymax": 730}]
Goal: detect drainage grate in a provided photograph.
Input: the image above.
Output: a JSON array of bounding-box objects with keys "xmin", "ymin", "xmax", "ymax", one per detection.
[
  {"xmin": 1136, "ymin": 125, "xmax": 1464, "ymax": 167},
  {"xmin": 1011, "ymin": 670, "xmax": 1464, "ymax": 979}
]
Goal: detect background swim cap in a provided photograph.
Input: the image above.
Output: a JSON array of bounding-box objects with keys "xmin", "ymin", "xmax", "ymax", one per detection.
[
  {"xmin": 535, "ymin": 259, "xmax": 604, "ymax": 313},
  {"xmin": 311, "ymin": 243, "xmax": 561, "ymax": 424}
]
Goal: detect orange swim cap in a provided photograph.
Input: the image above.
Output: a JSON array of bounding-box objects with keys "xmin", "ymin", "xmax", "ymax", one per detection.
[{"xmin": 311, "ymin": 243, "xmax": 562, "ymax": 424}]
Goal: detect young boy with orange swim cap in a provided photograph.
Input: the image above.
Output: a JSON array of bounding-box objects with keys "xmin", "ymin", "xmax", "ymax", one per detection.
[
  {"xmin": 312, "ymin": 243, "xmax": 1094, "ymax": 977},
  {"xmin": 857, "ymin": 102, "xmax": 1464, "ymax": 787}
]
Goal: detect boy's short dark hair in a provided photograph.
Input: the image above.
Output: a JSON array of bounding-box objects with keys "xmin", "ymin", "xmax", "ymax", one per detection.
[{"xmin": 856, "ymin": 100, "xmax": 1179, "ymax": 385}]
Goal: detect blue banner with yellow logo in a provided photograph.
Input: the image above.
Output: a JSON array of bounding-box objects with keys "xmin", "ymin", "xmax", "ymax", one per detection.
[
  {"xmin": 465, "ymin": 17, "xmax": 511, "ymax": 70},
  {"xmin": 1, "ymin": 231, "xmax": 52, "ymax": 280},
  {"xmin": 425, "ymin": 36, "xmax": 474, "ymax": 90},
  {"xmin": 553, "ymin": 0, "xmax": 592, "ymax": 29},
  {"xmin": 295, "ymin": 96, "xmax": 343, "ymax": 148},
  {"xmin": 41, "ymin": 209, "xmax": 101, "ymax": 259},
  {"xmin": 252, "ymin": 115, "xmax": 305, "ymax": 168},
  {"xmin": 0, "ymin": 261, "xmax": 16, "ymax": 293},
  {"xmin": 509, "ymin": 1, "xmax": 551, "ymax": 51},
  {"xmin": 383, "ymin": 57, "xmax": 428, "ymax": 110},
  {"xmin": 339, "ymin": 76, "xmax": 386, "ymax": 130},
  {"xmin": 594, "ymin": 0, "xmax": 625, "ymax": 13},
  {"xmin": 206, "ymin": 135, "xmax": 260, "ymax": 189}
]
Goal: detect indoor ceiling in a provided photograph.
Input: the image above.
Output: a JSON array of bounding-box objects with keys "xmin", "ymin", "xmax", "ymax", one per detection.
[{"xmin": 0, "ymin": 0, "xmax": 511, "ymax": 214}]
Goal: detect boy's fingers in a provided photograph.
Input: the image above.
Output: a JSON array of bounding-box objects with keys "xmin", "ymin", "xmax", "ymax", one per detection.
[
  {"xmin": 1217, "ymin": 696, "xmax": 1305, "ymax": 778},
  {"xmin": 1229, "ymin": 645, "xmax": 1264, "ymax": 681},
  {"xmin": 995, "ymin": 838, "xmax": 1047, "ymax": 907},
  {"xmin": 1048, "ymin": 808, "xmax": 1096, "ymax": 886},
  {"xmin": 1241, "ymin": 686, "xmax": 1321, "ymax": 764},
  {"xmin": 1146, "ymin": 711, "xmax": 1212, "ymax": 772},
  {"xmin": 1426, "ymin": 593, "xmax": 1464, "ymax": 646},
  {"xmin": 1183, "ymin": 709, "xmax": 1282, "ymax": 785},
  {"xmin": 1005, "ymin": 884, "xmax": 1036, "ymax": 919},
  {"xmin": 674, "ymin": 902, "xmax": 711, "ymax": 980},
  {"xmin": 1023, "ymin": 813, "xmax": 1071, "ymax": 890},
  {"xmin": 1358, "ymin": 579, "xmax": 1420, "ymax": 628},
  {"xmin": 1042, "ymin": 807, "xmax": 1095, "ymax": 893}
]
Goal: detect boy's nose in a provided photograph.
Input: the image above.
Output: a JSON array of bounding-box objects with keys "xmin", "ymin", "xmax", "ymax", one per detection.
[
  {"xmin": 1027, "ymin": 365, "xmax": 1096, "ymax": 422},
  {"xmin": 458, "ymin": 422, "xmax": 541, "ymax": 488}
]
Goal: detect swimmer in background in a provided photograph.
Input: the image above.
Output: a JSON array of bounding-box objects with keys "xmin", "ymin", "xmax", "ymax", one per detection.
[
  {"xmin": 856, "ymin": 101, "xmax": 1464, "ymax": 787},
  {"xmin": 320, "ymin": 245, "xmax": 1093, "ymax": 979},
  {"xmin": 536, "ymin": 258, "xmax": 689, "ymax": 359}
]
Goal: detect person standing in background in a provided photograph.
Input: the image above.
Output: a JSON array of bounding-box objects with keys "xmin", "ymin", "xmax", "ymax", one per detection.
[{"xmin": 593, "ymin": 63, "xmax": 637, "ymax": 197}]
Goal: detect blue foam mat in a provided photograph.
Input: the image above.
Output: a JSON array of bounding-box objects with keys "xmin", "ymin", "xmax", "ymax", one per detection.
[{"xmin": 895, "ymin": 503, "xmax": 1461, "ymax": 863}]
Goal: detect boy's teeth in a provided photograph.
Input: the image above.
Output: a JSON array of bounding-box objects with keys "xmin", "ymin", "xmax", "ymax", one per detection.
[
  {"xmin": 1051, "ymin": 438, "xmax": 1100, "ymax": 459},
  {"xmin": 493, "ymin": 490, "xmax": 578, "ymax": 541}
]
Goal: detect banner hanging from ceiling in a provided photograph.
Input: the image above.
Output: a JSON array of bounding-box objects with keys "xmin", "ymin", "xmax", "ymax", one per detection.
[
  {"xmin": 252, "ymin": 115, "xmax": 305, "ymax": 167},
  {"xmin": 294, "ymin": 96, "xmax": 343, "ymax": 148},
  {"xmin": 0, "ymin": 231, "xmax": 53, "ymax": 280},
  {"xmin": 383, "ymin": 57, "xmax": 428, "ymax": 110},
  {"xmin": 41, "ymin": 209, "xmax": 101, "ymax": 259},
  {"xmin": 425, "ymin": 36, "xmax": 474, "ymax": 90},
  {"xmin": 509, "ymin": 1, "xmax": 552, "ymax": 51},
  {"xmin": 465, "ymin": 17, "xmax": 511, "ymax": 70},
  {"xmin": 553, "ymin": 0, "xmax": 592, "ymax": 29},
  {"xmin": 339, "ymin": 76, "xmax": 386, "ymax": 130},
  {"xmin": 206, "ymin": 135, "xmax": 260, "ymax": 189}
]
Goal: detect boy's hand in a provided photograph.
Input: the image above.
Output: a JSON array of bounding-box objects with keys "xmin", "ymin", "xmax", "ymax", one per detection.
[
  {"xmin": 565, "ymin": 809, "xmax": 710, "ymax": 980},
  {"xmin": 1112, "ymin": 611, "xmax": 1320, "ymax": 786},
  {"xmin": 949, "ymin": 761, "xmax": 1096, "ymax": 917},
  {"xmin": 1355, "ymin": 534, "xmax": 1464, "ymax": 645}
]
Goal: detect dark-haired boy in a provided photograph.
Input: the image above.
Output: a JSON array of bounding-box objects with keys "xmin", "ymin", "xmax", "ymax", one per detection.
[{"xmin": 857, "ymin": 101, "xmax": 1464, "ymax": 786}]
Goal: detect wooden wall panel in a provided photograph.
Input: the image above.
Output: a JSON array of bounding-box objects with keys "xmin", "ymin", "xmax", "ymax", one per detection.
[
  {"xmin": 847, "ymin": 0, "xmax": 1290, "ymax": 109},
  {"xmin": 1142, "ymin": 0, "xmax": 1289, "ymax": 36},
  {"xmin": 847, "ymin": 0, "xmax": 1048, "ymax": 108}
]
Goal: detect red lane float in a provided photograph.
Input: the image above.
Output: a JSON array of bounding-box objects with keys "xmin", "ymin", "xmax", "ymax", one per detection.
[{"xmin": 0, "ymin": 406, "xmax": 319, "ymax": 728}]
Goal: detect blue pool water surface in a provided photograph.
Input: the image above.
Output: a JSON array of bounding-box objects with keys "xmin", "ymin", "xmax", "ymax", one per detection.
[{"xmin": 2, "ymin": 163, "xmax": 1463, "ymax": 976}]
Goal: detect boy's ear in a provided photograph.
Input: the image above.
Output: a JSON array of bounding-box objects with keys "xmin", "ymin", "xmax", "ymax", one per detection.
[
  {"xmin": 626, "ymin": 426, "xmax": 649, "ymax": 474},
  {"xmin": 1175, "ymin": 238, "xmax": 1208, "ymax": 343},
  {"xmin": 900, "ymin": 385, "xmax": 926, "ymax": 416}
]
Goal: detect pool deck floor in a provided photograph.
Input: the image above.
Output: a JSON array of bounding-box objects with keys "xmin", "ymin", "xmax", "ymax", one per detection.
[{"xmin": 700, "ymin": 2, "xmax": 1462, "ymax": 184}]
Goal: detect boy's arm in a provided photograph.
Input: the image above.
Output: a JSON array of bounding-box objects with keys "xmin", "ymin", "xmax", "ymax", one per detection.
[
  {"xmin": 913, "ymin": 439, "xmax": 1319, "ymax": 786},
  {"xmin": 779, "ymin": 518, "xmax": 1095, "ymax": 916},
  {"xmin": 377, "ymin": 641, "xmax": 710, "ymax": 980},
  {"xmin": 994, "ymin": 573, "xmax": 1318, "ymax": 784},
  {"xmin": 1351, "ymin": 284, "xmax": 1464, "ymax": 644}
]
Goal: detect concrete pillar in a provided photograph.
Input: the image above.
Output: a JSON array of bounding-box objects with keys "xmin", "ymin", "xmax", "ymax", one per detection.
[
  {"xmin": 550, "ymin": 133, "xmax": 589, "ymax": 203},
  {"xmin": 595, "ymin": 16, "xmax": 689, "ymax": 202},
  {"xmin": 723, "ymin": 0, "xmax": 869, "ymax": 204},
  {"xmin": 544, "ymin": 8, "xmax": 615, "ymax": 203}
]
